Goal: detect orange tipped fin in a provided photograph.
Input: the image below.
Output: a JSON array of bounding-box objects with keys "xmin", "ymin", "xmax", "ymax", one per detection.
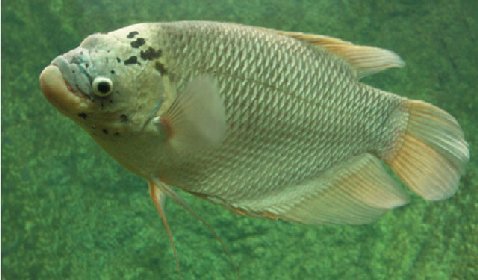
[
  {"xmin": 279, "ymin": 31, "xmax": 404, "ymax": 78},
  {"xmin": 158, "ymin": 75, "xmax": 227, "ymax": 154},
  {"xmin": 385, "ymin": 100, "xmax": 469, "ymax": 200}
]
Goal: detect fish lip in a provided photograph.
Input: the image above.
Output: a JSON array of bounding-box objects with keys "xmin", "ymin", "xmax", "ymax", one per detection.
[{"xmin": 39, "ymin": 65, "xmax": 92, "ymax": 114}]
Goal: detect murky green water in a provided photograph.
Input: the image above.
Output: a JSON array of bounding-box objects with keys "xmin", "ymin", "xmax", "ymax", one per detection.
[{"xmin": 2, "ymin": 1, "xmax": 477, "ymax": 279}]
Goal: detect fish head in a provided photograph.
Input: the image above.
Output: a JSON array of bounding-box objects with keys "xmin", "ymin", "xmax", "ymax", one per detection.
[
  {"xmin": 39, "ymin": 24, "xmax": 170, "ymax": 140},
  {"xmin": 39, "ymin": 24, "xmax": 174, "ymax": 175}
]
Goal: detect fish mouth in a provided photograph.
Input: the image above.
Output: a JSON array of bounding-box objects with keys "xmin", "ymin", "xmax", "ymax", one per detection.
[{"xmin": 39, "ymin": 65, "xmax": 92, "ymax": 115}]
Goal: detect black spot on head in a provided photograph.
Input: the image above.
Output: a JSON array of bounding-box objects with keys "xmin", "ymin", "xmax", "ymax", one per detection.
[
  {"xmin": 130, "ymin": 38, "xmax": 145, "ymax": 48},
  {"xmin": 102, "ymin": 128, "xmax": 109, "ymax": 135},
  {"xmin": 78, "ymin": 112, "xmax": 87, "ymax": 119},
  {"xmin": 85, "ymin": 63, "xmax": 89, "ymax": 68},
  {"xmin": 155, "ymin": 62, "xmax": 167, "ymax": 75},
  {"xmin": 140, "ymin": 47, "xmax": 162, "ymax": 61},
  {"xmin": 120, "ymin": 114, "xmax": 128, "ymax": 123},
  {"xmin": 124, "ymin": 56, "xmax": 139, "ymax": 65},
  {"xmin": 116, "ymin": 57, "xmax": 121, "ymax": 63},
  {"xmin": 110, "ymin": 70, "xmax": 115, "ymax": 74},
  {"xmin": 127, "ymin": 31, "xmax": 139, "ymax": 38}
]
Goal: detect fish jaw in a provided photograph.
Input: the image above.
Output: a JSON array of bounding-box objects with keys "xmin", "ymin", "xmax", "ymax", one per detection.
[{"xmin": 39, "ymin": 65, "xmax": 92, "ymax": 117}]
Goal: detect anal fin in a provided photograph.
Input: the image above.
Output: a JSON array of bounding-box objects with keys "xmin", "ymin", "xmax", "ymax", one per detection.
[{"xmin": 234, "ymin": 154, "xmax": 409, "ymax": 224}]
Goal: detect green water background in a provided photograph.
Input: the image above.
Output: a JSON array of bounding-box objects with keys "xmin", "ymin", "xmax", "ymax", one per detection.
[{"xmin": 2, "ymin": 0, "xmax": 477, "ymax": 279}]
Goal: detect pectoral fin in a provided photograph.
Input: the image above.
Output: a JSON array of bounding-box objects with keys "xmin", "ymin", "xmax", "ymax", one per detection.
[
  {"xmin": 155, "ymin": 75, "xmax": 227, "ymax": 154},
  {"xmin": 233, "ymin": 154, "xmax": 409, "ymax": 224}
]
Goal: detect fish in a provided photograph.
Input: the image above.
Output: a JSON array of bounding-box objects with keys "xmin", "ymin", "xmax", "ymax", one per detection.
[{"xmin": 39, "ymin": 20, "xmax": 469, "ymax": 255}]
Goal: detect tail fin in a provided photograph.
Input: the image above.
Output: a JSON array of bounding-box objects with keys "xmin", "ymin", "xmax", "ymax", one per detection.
[{"xmin": 385, "ymin": 100, "xmax": 469, "ymax": 200}]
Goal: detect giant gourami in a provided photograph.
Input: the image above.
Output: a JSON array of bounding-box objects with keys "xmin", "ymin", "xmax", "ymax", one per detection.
[{"xmin": 39, "ymin": 21, "xmax": 469, "ymax": 255}]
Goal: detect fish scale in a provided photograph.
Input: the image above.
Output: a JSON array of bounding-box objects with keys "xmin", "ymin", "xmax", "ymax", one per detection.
[{"xmin": 179, "ymin": 79, "xmax": 389, "ymax": 201}]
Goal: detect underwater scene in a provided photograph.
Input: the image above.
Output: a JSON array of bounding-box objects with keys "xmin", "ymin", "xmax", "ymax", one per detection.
[{"xmin": 2, "ymin": 0, "xmax": 477, "ymax": 279}]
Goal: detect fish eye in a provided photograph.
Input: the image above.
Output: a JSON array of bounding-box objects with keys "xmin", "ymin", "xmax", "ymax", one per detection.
[{"xmin": 92, "ymin": 76, "xmax": 113, "ymax": 97}]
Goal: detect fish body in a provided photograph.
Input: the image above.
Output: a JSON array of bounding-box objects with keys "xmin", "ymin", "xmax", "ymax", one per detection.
[{"xmin": 40, "ymin": 21, "xmax": 468, "ymax": 225}]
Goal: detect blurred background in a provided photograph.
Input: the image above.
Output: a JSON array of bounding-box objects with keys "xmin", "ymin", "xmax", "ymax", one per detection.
[{"xmin": 2, "ymin": 0, "xmax": 477, "ymax": 279}]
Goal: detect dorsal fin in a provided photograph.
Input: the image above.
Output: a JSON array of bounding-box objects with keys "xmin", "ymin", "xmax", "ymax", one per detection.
[{"xmin": 279, "ymin": 31, "xmax": 405, "ymax": 78}]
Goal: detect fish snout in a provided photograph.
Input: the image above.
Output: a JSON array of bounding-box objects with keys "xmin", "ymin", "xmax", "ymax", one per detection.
[
  {"xmin": 39, "ymin": 64, "xmax": 91, "ymax": 116},
  {"xmin": 51, "ymin": 48, "xmax": 93, "ymax": 96}
]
